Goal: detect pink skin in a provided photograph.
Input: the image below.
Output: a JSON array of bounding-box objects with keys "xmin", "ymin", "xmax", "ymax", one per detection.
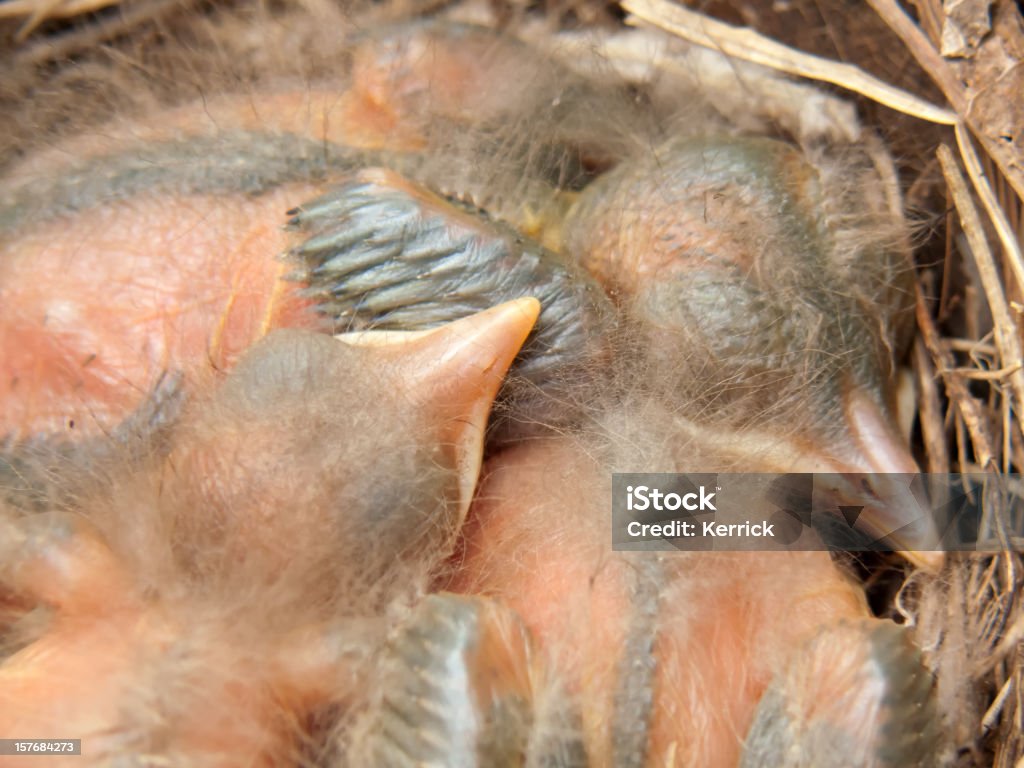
[
  {"xmin": 1, "ymin": 608, "xmax": 302, "ymax": 768},
  {"xmin": 0, "ymin": 43, "xmax": 563, "ymax": 759},
  {"xmin": 0, "ymin": 299, "xmax": 539, "ymax": 766},
  {"xmin": 0, "ymin": 188, "xmax": 323, "ymax": 439},
  {"xmin": 0, "ymin": 522, "xmax": 306, "ymax": 768},
  {"xmin": 0, "ymin": 26, "xmax": 924, "ymax": 762},
  {"xmin": 451, "ymin": 437, "xmax": 870, "ymax": 767},
  {"xmin": 0, "ymin": 26, "xmax": 551, "ymax": 441},
  {"xmin": 0, "ymin": 166, "xmax": 911, "ymax": 768}
]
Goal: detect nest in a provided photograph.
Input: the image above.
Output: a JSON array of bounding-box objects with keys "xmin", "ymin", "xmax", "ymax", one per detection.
[{"xmin": 0, "ymin": 0, "xmax": 1022, "ymax": 765}]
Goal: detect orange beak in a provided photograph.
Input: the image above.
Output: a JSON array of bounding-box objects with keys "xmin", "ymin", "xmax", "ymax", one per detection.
[{"xmin": 338, "ymin": 297, "xmax": 542, "ymax": 524}]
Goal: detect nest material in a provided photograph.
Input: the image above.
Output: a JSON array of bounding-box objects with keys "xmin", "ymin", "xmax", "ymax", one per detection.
[{"xmin": 0, "ymin": 0, "xmax": 1022, "ymax": 765}]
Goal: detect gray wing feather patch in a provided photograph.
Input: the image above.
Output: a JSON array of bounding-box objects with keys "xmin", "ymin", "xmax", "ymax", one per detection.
[{"xmin": 288, "ymin": 170, "xmax": 615, "ymax": 438}]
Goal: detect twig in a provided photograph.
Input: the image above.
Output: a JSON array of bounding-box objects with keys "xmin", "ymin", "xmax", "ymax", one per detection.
[
  {"xmin": 947, "ymin": 338, "xmax": 999, "ymax": 356},
  {"xmin": 16, "ymin": 0, "xmax": 69, "ymax": 41},
  {"xmin": 914, "ymin": 338, "xmax": 951, "ymax": 473},
  {"xmin": 620, "ymin": 0, "xmax": 958, "ymax": 125},
  {"xmin": 0, "ymin": 0, "xmax": 120, "ymax": 22},
  {"xmin": 15, "ymin": 0, "xmax": 187, "ymax": 66},
  {"xmin": 909, "ymin": 0, "xmax": 945, "ymax": 44},
  {"xmin": 938, "ymin": 144, "xmax": 1024, "ymax": 444},
  {"xmin": 982, "ymin": 666, "xmax": 1014, "ymax": 734},
  {"xmin": 917, "ymin": 281, "xmax": 998, "ymax": 466},
  {"xmin": 975, "ymin": 612, "xmax": 1024, "ymax": 678},
  {"xmin": 865, "ymin": 0, "xmax": 968, "ymax": 113},
  {"xmin": 867, "ymin": 0, "xmax": 1024, "ymax": 203},
  {"xmin": 945, "ymin": 364, "xmax": 1024, "ymax": 381},
  {"xmin": 955, "ymin": 122, "xmax": 1024, "ymax": 296}
]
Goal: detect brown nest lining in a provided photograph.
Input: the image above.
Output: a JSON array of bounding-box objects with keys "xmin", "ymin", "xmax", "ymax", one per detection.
[{"xmin": 1, "ymin": 0, "xmax": 1022, "ymax": 765}]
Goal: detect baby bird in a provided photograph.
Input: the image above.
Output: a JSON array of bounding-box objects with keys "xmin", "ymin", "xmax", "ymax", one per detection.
[
  {"xmin": 0, "ymin": 300, "xmax": 539, "ymax": 767},
  {"xmin": 451, "ymin": 425, "xmax": 937, "ymax": 767},
  {"xmin": 558, "ymin": 132, "xmax": 937, "ymax": 562},
  {"xmin": 0, "ymin": 19, "xmax": 637, "ymax": 442}
]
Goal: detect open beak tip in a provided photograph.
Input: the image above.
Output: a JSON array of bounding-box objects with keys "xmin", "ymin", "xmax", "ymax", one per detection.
[
  {"xmin": 419, "ymin": 297, "xmax": 541, "ymax": 395},
  {"xmin": 484, "ymin": 296, "xmax": 542, "ymax": 354}
]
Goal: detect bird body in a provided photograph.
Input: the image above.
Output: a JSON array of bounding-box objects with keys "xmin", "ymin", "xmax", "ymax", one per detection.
[
  {"xmin": 0, "ymin": 301, "xmax": 539, "ymax": 767},
  {"xmin": 0, "ymin": 11, "xmax": 940, "ymax": 767}
]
